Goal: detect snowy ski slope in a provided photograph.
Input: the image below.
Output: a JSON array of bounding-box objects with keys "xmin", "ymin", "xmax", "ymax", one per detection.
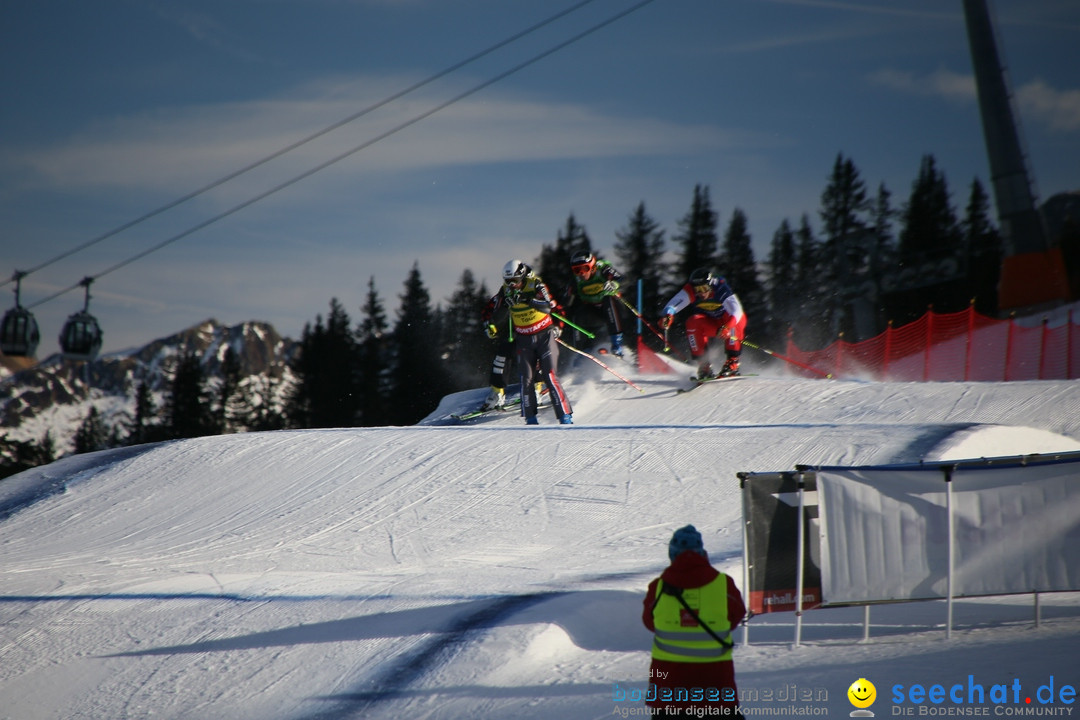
[{"xmin": 1, "ymin": 362, "xmax": 1079, "ymax": 719}]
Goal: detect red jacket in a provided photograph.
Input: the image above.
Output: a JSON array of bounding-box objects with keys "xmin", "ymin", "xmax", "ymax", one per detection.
[{"xmin": 641, "ymin": 551, "xmax": 746, "ymax": 710}]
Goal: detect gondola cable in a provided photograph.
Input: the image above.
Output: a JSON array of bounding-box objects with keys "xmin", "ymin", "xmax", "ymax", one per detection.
[
  {"xmin": 24, "ymin": 0, "xmax": 660, "ymax": 312},
  {"xmin": 1, "ymin": 0, "xmax": 605, "ymax": 292}
]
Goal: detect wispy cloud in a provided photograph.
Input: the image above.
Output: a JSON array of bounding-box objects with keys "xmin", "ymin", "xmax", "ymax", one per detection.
[
  {"xmin": 756, "ymin": 0, "xmax": 958, "ymax": 23},
  {"xmin": 868, "ymin": 68, "xmax": 976, "ymax": 103},
  {"xmin": 141, "ymin": 0, "xmax": 264, "ymax": 64},
  {"xmin": 1016, "ymin": 79, "xmax": 1080, "ymax": 132},
  {"xmin": 868, "ymin": 68, "xmax": 1080, "ymax": 133},
  {"xmin": 723, "ymin": 0, "xmax": 958, "ymax": 55},
  {"xmin": 724, "ymin": 24, "xmax": 882, "ymax": 54},
  {"xmin": 2, "ymin": 75, "xmax": 758, "ymax": 197}
]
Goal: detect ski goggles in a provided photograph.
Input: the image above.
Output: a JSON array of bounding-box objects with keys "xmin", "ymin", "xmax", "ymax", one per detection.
[{"xmin": 571, "ymin": 263, "xmax": 593, "ymax": 278}]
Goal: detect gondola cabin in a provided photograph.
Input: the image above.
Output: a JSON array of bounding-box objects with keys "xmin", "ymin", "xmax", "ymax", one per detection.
[
  {"xmin": 1, "ymin": 271, "xmax": 40, "ymax": 357},
  {"xmin": 59, "ymin": 277, "xmax": 104, "ymax": 362},
  {"xmin": 0, "ymin": 305, "xmax": 41, "ymax": 357},
  {"xmin": 59, "ymin": 310, "xmax": 104, "ymax": 361}
]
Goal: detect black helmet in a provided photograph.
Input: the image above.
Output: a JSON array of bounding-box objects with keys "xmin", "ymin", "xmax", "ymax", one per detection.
[{"xmin": 689, "ymin": 268, "xmax": 713, "ymax": 285}]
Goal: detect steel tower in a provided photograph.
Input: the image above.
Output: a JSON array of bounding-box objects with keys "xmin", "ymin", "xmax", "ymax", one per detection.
[{"xmin": 962, "ymin": 0, "xmax": 1070, "ymax": 309}]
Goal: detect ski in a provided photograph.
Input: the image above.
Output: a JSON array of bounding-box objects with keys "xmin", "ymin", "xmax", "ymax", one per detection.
[
  {"xmin": 676, "ymin": 373, "xmax": 756, "ymax": 394},
  {"xmin": 451, "ymin": 389, "xmax": 551, "ymax": 421},
  {"xmin": 596, "ymin": 348, "xmax": 629, "ymax": 361},
  {"xmin": 451, "ymin": 397, "xmax": 523, "ymax": 421}
]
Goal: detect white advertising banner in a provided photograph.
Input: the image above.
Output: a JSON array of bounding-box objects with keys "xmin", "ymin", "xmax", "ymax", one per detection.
[{"xmin": 816, "ymin": 459, "xmax": 1080, "ymax": 605}]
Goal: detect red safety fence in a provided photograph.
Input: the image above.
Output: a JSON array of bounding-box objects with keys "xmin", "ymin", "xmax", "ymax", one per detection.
[{"xmin": 783, "ymin": 304, "xmax": 1080, "ymax": 381}]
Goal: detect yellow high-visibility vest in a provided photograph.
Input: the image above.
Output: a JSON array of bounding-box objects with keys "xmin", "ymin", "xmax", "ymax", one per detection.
[{"xmin": 651, "ymin": 577, "xmax": 733, "ymax": 663}]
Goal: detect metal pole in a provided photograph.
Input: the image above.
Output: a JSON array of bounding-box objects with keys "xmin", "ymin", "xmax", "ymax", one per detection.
[
  {"xmin": 1004, "ymin": 313, "xmax": 1016, "ymax": 380},
  {"xmin": 862, "ymin": 605, "xmax": 871, "ymax": 643},
  {"xmin": 636, "ymin": 278, "xmax": 643, "ymax": 336},
  {"xmin": 1068, "ymin": 309, "xmax": 1075, "ymax": 379},
  {"xmin": 945, "ymin": 467, "xmax": 955, "ymax": 640},
  {"xmin": 883, "ymin": 320, "xmax": 893, "ymax": 381},
  {"xmin": 1034, "ymin": 591, "xmax": 1041, "ymax": 629},
  {"xmin": 794, "ymin": 473, "xmax": 806, "ymax": 648},
  {"xmin": 965, "ymin": 301, "xmax": 975, "ymax": 381},
  {"xmin": 742, "ymin": 480, "xmax": 752, "ymax": 648},
  {"xmin": 1039, "ymin": 318, "xmax": 1050, "ymax": 380},
  {"xmin": 924, "ymin": 306, "xmax": 934, "ymax": 381}
]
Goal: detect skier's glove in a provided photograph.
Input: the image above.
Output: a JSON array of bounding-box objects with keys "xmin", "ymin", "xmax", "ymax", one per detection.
[
  {"xmin": 603, "ymin": 281, "xmax": 617, "ymax": 295},
  {"xmin": 485, "ymin": 324, "xmax": 499, "ymax": 339},
  {"xmin": 659, "ymin": 315, "xmax": 673, "ymax": 330}
]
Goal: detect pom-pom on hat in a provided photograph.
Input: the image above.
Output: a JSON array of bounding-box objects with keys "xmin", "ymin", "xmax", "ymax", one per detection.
[{"xmin": 668, "ymin": 524, "xmax": 707, "ymax": 561}]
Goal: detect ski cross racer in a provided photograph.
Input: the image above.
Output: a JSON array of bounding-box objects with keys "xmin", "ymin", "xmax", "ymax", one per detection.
[
  {"xmin": 659, "ymin": 268, "xmax": 747, "ymax": 380},
  {"xmin": 480, "ymin": 259, "xmax": 574, "ymax": 425},
  {"xmin": 563, "ymin": 251, "xmax": 626, "ymax": 357}
]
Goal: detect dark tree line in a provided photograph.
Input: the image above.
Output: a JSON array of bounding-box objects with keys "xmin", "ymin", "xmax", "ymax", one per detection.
[
  {"xmin": 283, "ymin": 153, "xmax": 1006, "ymax": 427},
  {"xmin": 2, "ymin": 151, "xmax": 1015, "ymax": 475}
]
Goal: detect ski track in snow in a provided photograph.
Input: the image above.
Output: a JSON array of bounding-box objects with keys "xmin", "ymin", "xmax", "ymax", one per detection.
[{"xmin": 1, "ymin": 367, "xmax": 1079, "ymax": 719}]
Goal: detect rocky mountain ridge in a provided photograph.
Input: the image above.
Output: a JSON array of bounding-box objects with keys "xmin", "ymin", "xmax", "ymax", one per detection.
[{"xmin": 1, "ymin": 319, "xmax": 297, "ymax": 455}]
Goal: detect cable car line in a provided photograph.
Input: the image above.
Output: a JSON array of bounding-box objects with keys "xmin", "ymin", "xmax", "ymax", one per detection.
[
  {"xmin": 2, "ymin": 0, "xmax": 604, "ymax": 292},
  {"xmin": 6, "ymin": 0, "xmax": 658, "ymax": 360},
  {"xmin": 24, "ymin": 0, "xmax": 659, "ymax": 312}
]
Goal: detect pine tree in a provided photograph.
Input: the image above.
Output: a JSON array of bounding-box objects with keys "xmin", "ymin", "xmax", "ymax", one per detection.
[
  {"xmin": 0, "ymin": 432, "xmax": 57, "ymax": 479},
  {"xmin": 285, "ymin": 299, "xmax": 361, "ymax": 428},
  {"xmin": 766, "ymin": 219, "xmax": 799, "ymax": 344},
  {"xmin": 441, "ymin": 269, "xmax": 490, "ymax": 391},
  {"xmin": 247, "ymin": 374, "xmax": 286, "ymax": 432},
  {"xmin": 357, "ymin": 277, "xmax": 390, "ymax": 427},
  {"xmin": 74, "ymin": 406, "xmax": 110, "ymax": 454},
  {"xmin": 720, "ymin": 208, "xmax": 767, "ymax": 341},
  {"xmin": 819, "ymin": 154, "xmax": 873, "ymax": 338},
  {"xmin": 899, "ymin": 154, "xmax": 962, "ymax": 261},
  {"xmin": 872, "ymin": 183, "xmax": 896, "ymax": 248},
  {"xmin": 870, "ymin": 183, "xmax": 897, "ymax": 282},
  {"xmin": 217, "ymin": 346, "xmax": 248, "ymax": 433},
  {"xmin": 0, "ymin": 427, "xmax": 56, "ymax": 479},
  {"xmin": 614, "ymin": 201, "xmax": 667, "ymax": 316},
  {"xmin": 163, "ymin": 348, "xmax": 216, "ymax": 439},
  {"xmin": 537, "ymin": 213, "xmax": 591, "ymax": 299},
  {"xmin": 792, "ymin": 214, "xmax": 829, "ymax": 348},
  {"xmin": 125, "ymin": 380, "xmax": 161, "ymax": 445},
  {"xmin": 892, "ymin": 154, "xmax": 966, "ymax": 319},
  {"xmin": 671, "ymin": 184, "xmax": 719, "ymax": 294},
  {"xmin": 961, "ymin": 178, "xmax": 1002, "ymax": 314},
  {"xmin": 389, "ymin": 263, "xmax": 449, "ymax": 425}
]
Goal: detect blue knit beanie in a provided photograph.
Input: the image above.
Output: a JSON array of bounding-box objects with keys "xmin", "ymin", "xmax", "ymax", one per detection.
[{"xmin": 668, "ymin": 524, "xmax": 707, "ymax": 561}]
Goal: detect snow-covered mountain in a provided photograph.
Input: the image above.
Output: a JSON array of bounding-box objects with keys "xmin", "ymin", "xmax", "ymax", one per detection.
[
  {"xmin": 1, "ymin": 361, "xmax": 1079, "ymax": 719},
  {"xmin": 0, "ymin": 319, "xmax": 297, "ymax": 455}
]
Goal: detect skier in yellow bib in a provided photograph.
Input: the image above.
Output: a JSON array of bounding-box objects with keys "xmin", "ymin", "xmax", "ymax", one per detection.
[{"xmin": 496, "ymin": 259, "xmax": 574, "ymax": 425}]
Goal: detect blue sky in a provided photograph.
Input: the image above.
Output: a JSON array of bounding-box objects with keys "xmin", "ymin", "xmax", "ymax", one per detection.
[{"xmin": 2, "ymin": 0, "xmax": 1078, "ymax": 358}]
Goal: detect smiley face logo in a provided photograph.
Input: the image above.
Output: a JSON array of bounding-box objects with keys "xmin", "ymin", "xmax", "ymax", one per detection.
[{"xmin": 848, "ymin": 678, "xmax": 877, "ymax": 711}]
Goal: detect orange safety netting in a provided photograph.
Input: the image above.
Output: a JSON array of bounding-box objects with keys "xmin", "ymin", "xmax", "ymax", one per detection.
[{"xmin": 782, "ymin": 305, "xmax": 1080, "ymax": 381}]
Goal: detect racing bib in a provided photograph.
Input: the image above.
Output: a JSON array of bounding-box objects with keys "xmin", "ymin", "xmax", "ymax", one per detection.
[{"xmin": 511, "ymin": 304, "xmax": 552, "ymax": 334}]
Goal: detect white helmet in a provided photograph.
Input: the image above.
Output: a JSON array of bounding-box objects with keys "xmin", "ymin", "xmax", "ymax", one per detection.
[{"xmin": 502, "ymin": 259, "xmax": 529, "ymax": 286}]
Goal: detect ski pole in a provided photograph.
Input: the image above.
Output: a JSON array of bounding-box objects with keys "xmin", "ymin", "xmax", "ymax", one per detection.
[
  {"xmin": 614, "ymin": 294, "xmax": 664, "ymax": 343},
  {"xmin": 552, "ymin": 312, "xmax": 595, "ymax": 339},
  {"xmin": 615, "ymin": 294, "xmax": 689, "ymax": 362},
  {"xmin": 742, "ymin": 339, "xmax": 834, "ymax": 379},
  {"xmin": 557, "ymin": 338, "xmax": 643, "ymax": 392}
]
